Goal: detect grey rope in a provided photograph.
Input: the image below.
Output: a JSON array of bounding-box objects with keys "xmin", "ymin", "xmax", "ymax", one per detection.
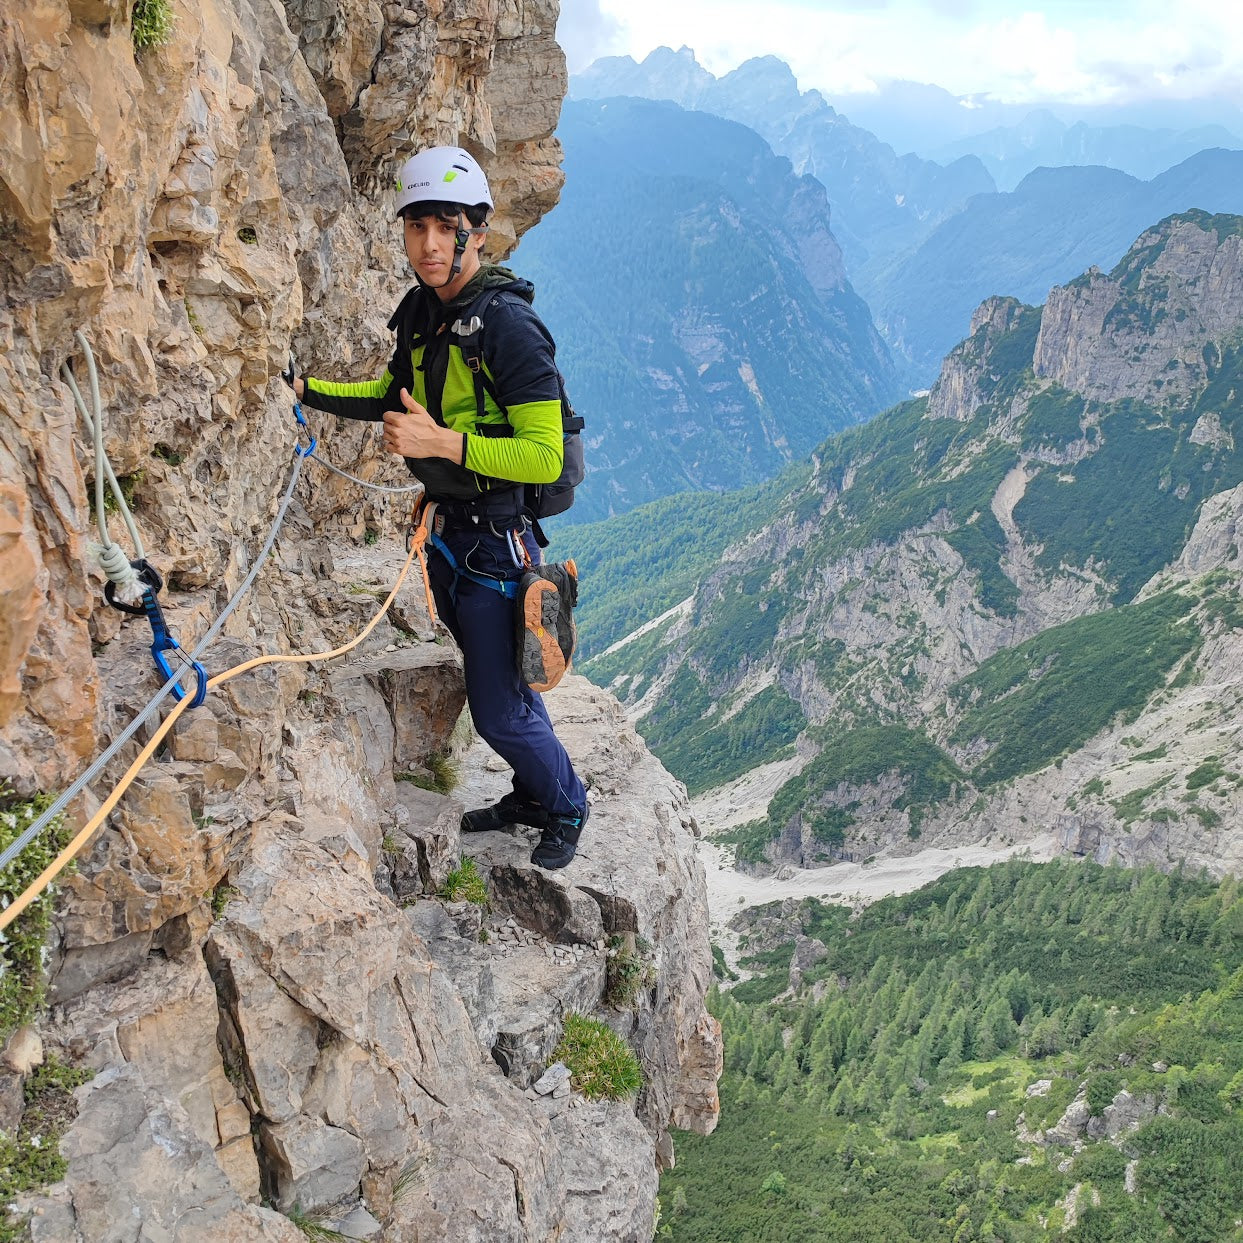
[
  {"xmin": 0, "ymin": 447, "xmax": 307, "ymax": 874},
  {"xmin": 307, "ymin": 451, "xmax": 422, "ymax": 494},
  {"xmin": 62, "ymin": 332, "xmax": 145, "ymax": 601}
]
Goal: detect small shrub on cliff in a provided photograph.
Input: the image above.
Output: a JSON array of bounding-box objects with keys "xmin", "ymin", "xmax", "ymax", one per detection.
[
  {"xmin": 553, "ymin": 1013, "xmax": 642, "ymax": 1100},
  {"xmin": 0, "ymin": 785, "xmax": 72, "ymax": 1040},
  {"xmin": 395, "ymin": 750, "xmax": 459, "ymax": 795},
  {"xmin": 605, "ymin": 935, "xmax": 656, "ymax": 1009},
  {"xmin": 0, "ymin": 1057, "xmax": 93, "ymax": 1241},
  {"xmin": 439, "ymin": 857, "xmax": 488, "ymax": 907},
  {"xmin": 131, "ymin": 0, "xmax": 175, "ymax": 51}
]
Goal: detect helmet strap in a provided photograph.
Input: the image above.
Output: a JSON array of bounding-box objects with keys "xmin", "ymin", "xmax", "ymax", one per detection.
[{"xmin": 448, "ymin": 211, "xmax": 470, "ymax": 281}]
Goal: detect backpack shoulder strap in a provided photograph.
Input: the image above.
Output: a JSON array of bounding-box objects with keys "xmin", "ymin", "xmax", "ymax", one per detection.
[
  {"xmin": 451, "ymin": 287, "xmax": 511, "ymax": 421},
  {"xmin": 387, "ymin": 285, "xmax": 429, "ymax": 355}
]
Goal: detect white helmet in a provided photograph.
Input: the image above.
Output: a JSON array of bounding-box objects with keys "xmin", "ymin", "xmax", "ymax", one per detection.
[{"xmin": 394, "ymin": 146, "xmax": 494, "ymax": 218}]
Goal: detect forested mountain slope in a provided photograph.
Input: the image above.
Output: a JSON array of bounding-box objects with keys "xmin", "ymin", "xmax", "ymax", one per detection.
[
  {"xmin": 517, "ymin": 97, "xmax": 900, "ymax": 521},
  {"xmin": 567, "ymin": 211, "xmax": 1243, "ymax": 880},
  {"xmin": 661, "ymin": 860, "xmax": 1243, "ymax": 1241}
]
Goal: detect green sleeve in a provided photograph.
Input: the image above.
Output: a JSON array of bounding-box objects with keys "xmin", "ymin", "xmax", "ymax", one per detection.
[
  {"xmin": 301, "ymin": 370, "xmax": 400, "ymax": 422},
  {"xmin": 464, "ymin": 398, "xmax": 564, "ymax": 483}
]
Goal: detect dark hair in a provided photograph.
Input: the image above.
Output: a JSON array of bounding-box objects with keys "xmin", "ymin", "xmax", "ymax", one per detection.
[{"xmin": 400, "ymin": 199, "xmax": 489, "ymax": 228}]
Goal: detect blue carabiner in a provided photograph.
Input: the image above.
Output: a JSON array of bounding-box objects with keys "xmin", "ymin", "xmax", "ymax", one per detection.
[
  {"xmin": 104, "ymin": 559, "xmax": 207, "ymax": 707},
  {"xmin": 292, "ymin": 398, "xmax": 317, "ymax": 458},
  {"xmin": 140, "ymin": 586, "xmax": 208, "ymax": 707}
]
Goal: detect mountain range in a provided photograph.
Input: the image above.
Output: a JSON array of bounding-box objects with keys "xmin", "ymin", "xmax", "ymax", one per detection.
[
  {"xmin": 564, "ymin": 211, "xmax": 1243, "ymax": 882},
  {"xmin": 929, "ymin": 108, "xmax": 1243, "ymax": 191},
  {"xmin": 516, "ymin": 96, "xmax": 900, "ymax": 522},
  {"xmin": 572, "ymin": 48, "xmax": 996, "ymax": 306},
  {"xmin": 575, "ymin": 46, "xmax": 1243, "ymax": 186},
  {"xmin": 874, "ymin": 148, "xmax": 1243, "ymax": 378}
]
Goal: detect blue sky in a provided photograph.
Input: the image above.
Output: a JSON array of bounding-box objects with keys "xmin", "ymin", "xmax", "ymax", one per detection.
[{"xmin": 556, "ymin": 0, "xmax": 1243, "ymax": 110}]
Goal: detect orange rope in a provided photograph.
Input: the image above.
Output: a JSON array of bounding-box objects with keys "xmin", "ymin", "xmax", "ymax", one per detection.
[{"xmin": 0, "ymin": 510, "xmax": 431, "ymax": 934}]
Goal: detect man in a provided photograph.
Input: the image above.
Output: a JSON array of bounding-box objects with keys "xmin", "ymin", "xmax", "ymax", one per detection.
[{"xmin": 293, "ymin": 145, "xmax": 588, "ymax": 869}]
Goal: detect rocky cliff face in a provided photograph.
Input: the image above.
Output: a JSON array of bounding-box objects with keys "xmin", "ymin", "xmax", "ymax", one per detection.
[
  {"xmin": 1034, "ymin": 212, "xmax": 1243, "ymax": 406},
  {"xmin": 1, "ymin": 2, "xmax": 718, "ymax": 1238}
]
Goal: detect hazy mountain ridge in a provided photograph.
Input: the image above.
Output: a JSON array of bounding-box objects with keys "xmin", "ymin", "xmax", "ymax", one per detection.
[
  {"xmin": 873, "ymin": 148, "xmax": 1243, "ymax": 379},
  {"xmin": 570, "ymin": 48, "xmax": 996, "ymax": 318},
  {"xmin": 572, "ymin": 49, "xmax": 1243, "ymax": 388},
  {"xmin": 930, "ymin": 108, "xmax": 1243, "ymax": 191},
  {"xmin": 517, "ymin": 97, "xmax": 900, "ymax": 522},
  {"xmin": 574, "ymin": 211, "xmax": 1243, "ymax": 880}
]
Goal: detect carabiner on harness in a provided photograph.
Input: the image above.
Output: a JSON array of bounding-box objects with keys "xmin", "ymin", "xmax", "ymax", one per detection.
[{"xmin": 104, "ymin": 559, "xmax": 208, "ymax": 707}]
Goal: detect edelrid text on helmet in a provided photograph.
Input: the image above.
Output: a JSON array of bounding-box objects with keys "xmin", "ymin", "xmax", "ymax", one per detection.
[{"xmin": 394, "ymin": 147, "xmax": 494, "ymax": 218}]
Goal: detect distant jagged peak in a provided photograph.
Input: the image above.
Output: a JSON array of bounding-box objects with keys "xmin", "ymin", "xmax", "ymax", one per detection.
[
  {"xmin": 927, "ymin": 296, "xmax": 1039, "ymax": 422},
  {"xmin": 571, "ymin": 44, "xmax": 714, "ymax": 107},
  {"xmin": 574, "ymin": 47, "xmax": 827, "ymax": 118},
  {"xmin": 968, "ymin": 294, "xmax": 1029, "ymax": 339},
  {"xmin": 718, "ymin": 55, "xmax": 801, "ymax": 95}
]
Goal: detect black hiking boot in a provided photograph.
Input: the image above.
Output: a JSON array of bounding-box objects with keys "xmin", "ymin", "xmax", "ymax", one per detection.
[
  {"xmin": 530, "ymin": 803, "xmax": 589, "ymax": 870},
  {"xmin": 461, "ymin": 790, "xmax": 548, "ymax": 834}
]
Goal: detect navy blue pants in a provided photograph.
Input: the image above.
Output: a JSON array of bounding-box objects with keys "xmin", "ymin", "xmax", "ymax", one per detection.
[{"xmin": 428, "ymin": 518, "xmax": 586, "ymax": 820}]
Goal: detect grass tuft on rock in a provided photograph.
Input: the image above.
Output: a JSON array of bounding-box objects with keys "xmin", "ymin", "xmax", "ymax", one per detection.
[
  {"xmin": 395, "ymin": 751, "xmax": 460, "ymax": 795},
  {"xmin": 439, "ymin": 857, "xmax": 488, "ymax": 907},
  {"xmin": 0, "ymin": 1057, "xmax": 93, "ymax": 1242},
  {"xmin": 285, "ymin": 1206, "xmax": 350, "ymax": 1241},
  {"xmin": 131, "ymin": 0, "xmax": 176, "ymax": 50},
  {"xmin": 553, "ymin": 1013, "xmax": 642, "ymax": 1100}
]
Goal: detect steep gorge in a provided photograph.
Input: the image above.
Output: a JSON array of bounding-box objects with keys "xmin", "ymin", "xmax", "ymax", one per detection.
[{"xmin": 0, "ymin": 2, "xmax": 719, "ymax": 1239}]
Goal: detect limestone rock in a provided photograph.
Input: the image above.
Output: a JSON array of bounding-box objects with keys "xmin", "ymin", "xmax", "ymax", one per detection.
[
  {"xmin": 405, "ymin": 901, "xmax": 499, "ymax": 1053},
  {"xmin": 787, "ymin": 932, "xmax": 829, "ymax": 991},
  {"xmin": 259, "ymin": 1114, "xmax": 367, "ymax": 1212},
  {"xmin": 460, "ymin": 674, "xmax": 722, "ymax": 1148},
  {"xmin": 928, "ymin": 296, "xmax": 1031, "ymax": 423},
  {"xmin": 2, "ymin": 1026, "xmax": 43, "ymax": 1075},
  {"xmin": 1085, "ymin": 1089, "xmax": 1159, "ymax": 1141},
  {"xmin": 42, "ymin": 951, "xmax": 262, "ymax": 1202},
  {"xmin": 0, "ymin": 0, "xmax": 723, "ymax": 1232},
  {"xmin": 489, "ymin": 943, "xmax": 607, "ymax": 1086},
  {"xmin": 23, "ymin": 1063, "xmax": 303, "ymax": 1242},
  {"xmin": 389, "ymin": 783, "xmax": 463, "ymax": 899},
  {"xmin": 549, "ymin": 1099, "xmax": 660, "ymax": 1243},
  {"xmin": 1047, "ymin": 1090, "xmax": 1092, "ymax": 1146},
  {"xmin": 1035, "ymin": 217, "xmax": 1243, "ymax": 406}
]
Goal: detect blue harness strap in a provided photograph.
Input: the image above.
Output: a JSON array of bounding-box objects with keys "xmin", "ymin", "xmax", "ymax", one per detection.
[{"xmin": 428, "ymin": 531, "xmax": 518, "ymax": 600}]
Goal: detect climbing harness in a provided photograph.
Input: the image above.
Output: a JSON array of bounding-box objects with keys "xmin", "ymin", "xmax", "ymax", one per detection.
[{"xmin": 427, "ymin": 528, "xmax": 521, "ymax": 604}]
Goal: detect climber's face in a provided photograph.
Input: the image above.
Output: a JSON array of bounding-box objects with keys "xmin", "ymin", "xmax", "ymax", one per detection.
[{"xmin": 403, "ymin": 210, "xmax": 485, "ymax": 300}]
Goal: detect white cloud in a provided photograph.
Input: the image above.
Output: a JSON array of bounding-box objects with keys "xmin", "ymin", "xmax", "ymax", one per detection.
[{"xmin": 560, "ymin": 0, "xmax": 1243, "ymax": 107}]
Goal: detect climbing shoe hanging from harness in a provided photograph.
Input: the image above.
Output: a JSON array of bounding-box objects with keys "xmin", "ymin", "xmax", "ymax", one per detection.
[{"xmin": 516, "ymin": 560, "xmax": 578, "ymax": 693}]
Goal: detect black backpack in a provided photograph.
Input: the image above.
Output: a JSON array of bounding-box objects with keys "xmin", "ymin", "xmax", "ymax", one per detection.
[{"xmin": 389, "ymin": 283, "xmax": 585, "ymax": 544}]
